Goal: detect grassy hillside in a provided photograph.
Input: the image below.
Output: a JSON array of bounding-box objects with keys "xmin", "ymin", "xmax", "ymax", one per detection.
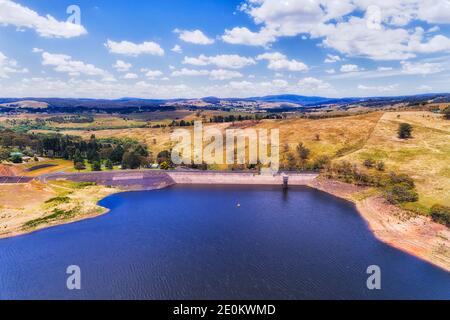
[{"xmin": 344, "ymin": 111, "xmax": 450, "ymax": 210}]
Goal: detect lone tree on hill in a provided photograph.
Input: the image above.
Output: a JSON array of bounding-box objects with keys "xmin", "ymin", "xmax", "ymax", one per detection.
[
  {"xmin": 443, "ymin": 106, "xmax": 450, "ymax": 120},
  {"xmin": 398, "ymin": 123, "xmax": 413, "ymax": 139}
]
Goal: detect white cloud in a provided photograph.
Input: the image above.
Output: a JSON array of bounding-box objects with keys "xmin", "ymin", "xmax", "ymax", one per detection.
[
  {"xmin": 40, "ymin": 51, "xmax": 110, "ymax": 78},
  {"xmin": 271, "ymin": 79, "xmax": 288, "ymax": 87},
  {"xmin": 401, "ymin": 61, "xmax": 443, "ymax": 75},
  {"xmin": 417, "ymin": 85, "xmax": 433, "ymax": 91},
  {"xmin": 256, "ymin": 52, "xmax": 308, "ymax": 72},
  {"xmin": 113, "ymin": 60, "xmax": 132, "ymax": 72},
  {"xmin": 141, "ymin": 69, "xmax": 163, "ymax": 79},
  {"xmin": 32, "ymin": 48, "xmax": 43, "ymax": 53},
  {"xmin": 377, "ymin": 67, "xmax": 393, "ymax": 71},
  {"xmin": 0, "ymin": 51, "xmax": 28, "ymax": 78},
  {"xmin": 227, "ymin": 0, "xmax": 450, "ymax": 60},
  {"xmin": 105, "ymin": 39, "xmax": 164, "ymax": 56},
  {"xmin": 171, "ymin": 68, "xmax": 242, "ymax": 80},
  {"xmin": 0, "ymin": 0, "xmax": 86, "ymax": 38},
  {"xmin": 358, "ymin": 84, "xmax": 399, "ymax": 92},
  {"xmin": 183, "ymin": 54, "xmax": 255, "ymax": 69},
  {"xmin": 124, "ymin": 73, "xmax": 138, "ymax": 79},
  {"xmin": 324, "ymin": 54, "xmax": 341, "ymax": 63},
  {"xmin": 416, "ymin": 0, "xmax": 450, "ymax": 24},
  {"xmin": 325, "ymin": 68, "xmax": 336, "ymax": 74},
  {"xmin": 340, "ymin": 64, "xmax": 362, "ymax": 73},
  {"xmin": 171, "ymin": 68, "xmax": 210, "ymax": 77},
  {"xmin": 221, "ymin": 27, "xmax": 276, "ymax": 46},
  {"xmin": 209, "ymin": 69, "xmax": 243, "ymax": 80},
  {"xmin": 298, "ymin": 77, "xmax": 332, "ymax": 90},
  {"xmin": 174, "ymin": 29, "xmax": 214, "ymax": 45},
  {"xmin": 171, "ymin": 45, "xmax": 183, "ymax": 53}
]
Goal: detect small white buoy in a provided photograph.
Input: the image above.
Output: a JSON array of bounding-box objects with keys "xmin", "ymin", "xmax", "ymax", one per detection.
[{"xmin": 237, "ymin": 203, "xmax": 241, "ymax": 207}]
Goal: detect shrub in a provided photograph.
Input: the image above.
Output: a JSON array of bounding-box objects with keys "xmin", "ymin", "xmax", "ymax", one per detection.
[
  {"xmin": 105, "ymin": 159, "xmax": 113, "ymax": 170},
  {"xmin": 312, "ymin": 155, "xmax": 330, "ymax": 171},
  {"xmin": 384, "ymin": 182, "xmax": 419, "ymax": 204},
  {"xmin": 160, "ymin": 161, "xmax": 170, "ymax": 170},
  {"xmin": 11, "ymin": 154, "xmax": 23, "ymax": 163},
  {"xmin": 74, "ymin": 162, "xmax": 85, "ymax": 172},
  {"xmin": 45, "ymin": 196, "xmax": 70, "ymax": 204},
  {"xmin": 363, "ymin": 158, "xmax": 375, "ymax": 168},
  {"xmin": 91, "ymin": 161, "xmax": 102, "ymax": 171},
  {"xmin": 443, "ymin": 106, "xmax": 450, "ymax": 120},
  {"xmin": 398, "ymin": 123, "xmax": 413, "ymax": 139},
  {"xmin": 376, "ymin": 161, "xmax": 385, "ymax": 171},
  {"xmin": 387, "ymin": 172, "xmax": 415, "ymax": 189},
  {"xmin": 430, "ymin": 205, "xmax": 450, "ymax": 227}
]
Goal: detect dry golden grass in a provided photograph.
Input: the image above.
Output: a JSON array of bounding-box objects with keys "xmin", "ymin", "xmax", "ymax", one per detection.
[
  {"xmin": 19, "ymin": 159, "xmax": 74, "ymax": 177},
  {"xmin": 0, "ymin": 180, "xmax": 118, "ymax": 238},
  {"xmin": 253, "ymin": 112, "xmax": 383, "ymax": 158},
  {"xmin": 344, "ymin": 111, "xmax": 450, "ymax": 209}
]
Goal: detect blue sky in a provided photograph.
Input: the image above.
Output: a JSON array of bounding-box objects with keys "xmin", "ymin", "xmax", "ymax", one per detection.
[{"xmin": 0, "ymin": 0, "xmax": 449, "ymax": 98}]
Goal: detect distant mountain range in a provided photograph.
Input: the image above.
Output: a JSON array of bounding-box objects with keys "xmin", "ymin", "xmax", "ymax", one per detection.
[{"xmin": 0, "ymin": 93, "xmax": 448, "ymax": 114}]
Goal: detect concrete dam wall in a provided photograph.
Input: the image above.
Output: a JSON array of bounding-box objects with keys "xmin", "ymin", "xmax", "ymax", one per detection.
[{"xmin": 42, "ymin": 170, "xmax": 319, "ymax": 190}]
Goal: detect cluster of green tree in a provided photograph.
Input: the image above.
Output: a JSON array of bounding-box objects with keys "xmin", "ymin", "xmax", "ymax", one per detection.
[
  {"xmin": 280, "ymin": 143, "xmax": 331, "ymax": 172},
  {"xmin": 324, "ymin": 161, "xmax": 418, "ymax": 204},
  {"xmin": 72, "ymin": 135, "xmax": 151, "ymax": 172},
  {"xmin": 209, "ymin": 114, "xmax": 282, "ymax": 123},
  {"xmin": 47, "ymin": 115, "xmax": 94, "ymax": 123},
  {"xmin": 3, "ymin": 119, "xmax": 53, "ymax": 133},
  {"xmin": 430, "ymin": 205, "xmax": 450, "ymax": 227},
  {"xmin": 0, "ymin": 129, "xmax": 153, "ymax": 172}
]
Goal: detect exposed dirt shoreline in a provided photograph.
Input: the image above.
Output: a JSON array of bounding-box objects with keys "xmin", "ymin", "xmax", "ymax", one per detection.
[{"xmin": 1, "ymin": 175, "xmax": 448, "ymax": 272}]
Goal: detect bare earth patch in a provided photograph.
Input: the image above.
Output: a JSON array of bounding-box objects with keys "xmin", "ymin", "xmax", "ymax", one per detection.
[{"xmin": 0, "ymin": 181, "xmax": 120, "ymax": 239}]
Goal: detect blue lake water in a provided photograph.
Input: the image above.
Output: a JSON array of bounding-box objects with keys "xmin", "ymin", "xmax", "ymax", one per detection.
[{"xmin": 0, "ymin": 185, "xmax": 449, "ymax": 299}]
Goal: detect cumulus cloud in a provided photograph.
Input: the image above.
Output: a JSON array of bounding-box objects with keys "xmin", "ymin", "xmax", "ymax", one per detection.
[
  {"xmin": 377, "ymin": 67, "xmax": 393, "ymax": 71},
  {"xmin": 298, "ymin": 77, "xmax": 332, "ymax": 90},
  {"xmin": 224, "ymin": 0, "xmax": 450, "ymax": 60},
  {"xmin": 171, "ymin": 68, "xmax": 242, "ymax": 80},
  {"xmin": 141, "ymin": 69, "xmax": 164, "ymax": 79},
  {"xmin": 171, "ymin": 45, "xmax": 183, "ymax": 53},
  {"xmin": 209, "ymin": 69, "xmax": 243, "ymax": 80},
  {"xmin": 171, "ymin": 68, "xmax": 210, "ymax": 77},
  {"xmin": 40, "ymin": 51, "xmax": 110, "ymax": 78},
  {"xmin": 124, "ymin": 73, "xmax": 138, "ymax": 79},
  {"xmin": 174, "ymin": 29, "xmax": 214, "ymax": 45},
  {"xmin": 340, "ymin": 64, "xmax": 362, "ymax": 73},
  {"xmin": 105, "ymin": 40, "xmax": 164, "ymax": 56},
  {"xmin": 400, "ymin": 61, "xmax": 443, "ymax": 75},
  {"xmin": 113, "ymin": 60, "xmax": 132, "ymax": 72},
  {"xmin": 222, "ymin": 27, "xmax": 276, "ymax": 46},
  {"xmin": 358, "ymin": 84, "xmax": 399, "ymax": 92},
  {"xmin": 183, "ymin": 54, "xmax": 255, "ymax": 69},
  {"xmin": 417, "ymin": 85, "xmax": 433, "ymax": 91},
  {"xmin": 324, "ymin": 54, "xmax": 341, "ymax": 63},
  {"xmin": 256, "ymin": 52, "xmax": 308, "ymax": 72},
  {"xmin": 0, "ymin": 0, "xmax": 87, "ymax": 38},
  {"xmin": 0, "ymin": 51, "xmax": 28, "ymax": 78}
]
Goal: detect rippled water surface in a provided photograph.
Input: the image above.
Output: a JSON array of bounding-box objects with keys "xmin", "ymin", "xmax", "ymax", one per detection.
[{"xmin": 0, "ymin": 185, "xmax": 449, "ymax": 299}]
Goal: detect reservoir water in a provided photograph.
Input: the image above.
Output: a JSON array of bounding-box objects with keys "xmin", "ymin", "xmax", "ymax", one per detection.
[{"xmin": 0, "ymin": 185, "xmax": 449, "ymax": 299}]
